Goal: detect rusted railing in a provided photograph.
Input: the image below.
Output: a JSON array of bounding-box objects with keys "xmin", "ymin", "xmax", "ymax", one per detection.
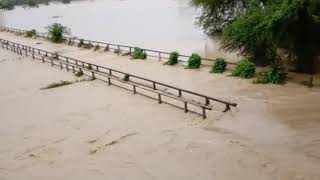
[
  {"xmin": 0, "ymin": 38, "xmax": 237, "ymax": 119},
  {"xmin": 0, "ymin": 25, "xmax": 238, "ymax": 67}
]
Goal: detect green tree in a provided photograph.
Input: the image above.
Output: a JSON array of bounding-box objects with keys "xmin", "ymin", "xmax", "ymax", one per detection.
[
  {"xmin": 193, "ymin": 0, "xmax": 320, "ymax": 74},
  {"xmin": 47, "ymin": 23, "xmax": 71, "ymax": 43}
]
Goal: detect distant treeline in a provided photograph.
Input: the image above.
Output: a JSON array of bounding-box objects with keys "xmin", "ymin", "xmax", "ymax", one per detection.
[{"xmin": 0, "ymin": 0, "xmax": 71, "ymax": 10}]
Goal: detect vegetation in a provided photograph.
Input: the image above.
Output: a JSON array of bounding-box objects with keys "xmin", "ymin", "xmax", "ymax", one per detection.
[
  {"xmin": 123, "ymin": 74, "xmax": 129, "ymax": 81},
  {"xmin": 0, "ymin": 0, "xmax": 74, "ymax": 9},
  {"xmin": 75, "ymin": 70, "xmax": 84, "ymax": 77},
  {"xmin": 165, "ymin": 51, "xmax": 179, "ymax": 65},
  {"xmin": 210, "ymin": 58, "xmax": 226, "ymax": 73},
  {"xmin": 78, "ymin": 39, "xmax": 84, "ymax": 47},
  {"xmin": 187, "ymin": 53, "xmax": 201, "ymax": 69},
  {"xmin": 192, "ymin": 0, "xmax": 320, "ymax": 74},
  {"xmin": 47, "ymin": 23, "xmax": 71, "ymax": 43},
  {"xmin": 25, "ymin": 29, "xmax": 36, "ymax": 37},
  {"xmin": 254, "ymin": 62, "xmax": 287, "ymax": 84},
  {"xmin": 132, "ymin": 47, "xmax": 147, "ymax": 59},
  {"xmin": 232, "ymin": 58, "xmax": 256, "ymax": 79},
  {"xmin": 41, "ymin": 81, "xmax": 73, "ymax": 89}
]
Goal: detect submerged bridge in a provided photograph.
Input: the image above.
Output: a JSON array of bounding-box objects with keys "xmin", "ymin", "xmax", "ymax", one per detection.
[{"xmin": 0, "ymin": 26, "xmax": 238, "ymax": 68}]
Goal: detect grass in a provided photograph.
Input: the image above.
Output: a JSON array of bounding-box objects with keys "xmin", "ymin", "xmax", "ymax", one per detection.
[{"xmin": 41, "ymin": 81, "xmax": 73, "ymax": 90}]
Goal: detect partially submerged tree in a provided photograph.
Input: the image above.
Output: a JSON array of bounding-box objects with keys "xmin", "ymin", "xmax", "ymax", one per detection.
[
  {"xmin": 193, "ymin": 0, "xmax": 320, "ymax": 74},
  {"xmin": 47, "ymin": 23, "xmax": 71, "ymax": 43}
]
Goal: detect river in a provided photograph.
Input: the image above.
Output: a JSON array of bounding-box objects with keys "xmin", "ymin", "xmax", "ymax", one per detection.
[{"xmin": 0, "ymin": 0, "xmax": 238, "ymax": 61}]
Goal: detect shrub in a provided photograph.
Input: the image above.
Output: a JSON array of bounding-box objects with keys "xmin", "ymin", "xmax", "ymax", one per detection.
[
  {"xmin": 47, "ymin": 23, "xmax": 71, "ymax": 43},
  {"xmin": 75, "ymin": 70, "xmax": 84, "ymax": 77},
  {"xmin": 166, "ymin": 51, "xmax": 179, "ymax": 65},
  {"xmin": 210, "ymin": 58, "xmax": 227, "ymax": 73},
  {"xmin": 187, "ymin": 53, "xmax": 201, "ymax": 69},
  {"xmin": 78, "ymin": 39, "xmax": 84, "ymax": 47},
  {"xmin": 232, "ymin": 58, "xmax": 256, "ymax": 78},
  {"xmin": 123, "ymin": 74, "xmax": 129, "ymax": 81},
  {"xmin": 254, "ymin": 62, "xmax": 287, "ymax": 84},
  {"xmin": 25, "ymin": 29, "xmax": 36, "ymax": 37},
  {"xmin": 132, "ymin": 47, "xmax": 147, "ymax": 59}
]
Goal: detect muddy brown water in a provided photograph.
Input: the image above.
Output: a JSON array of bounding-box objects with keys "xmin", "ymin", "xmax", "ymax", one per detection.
[{"xmin": 0, "ymin": 0, "xmax": 239, "ymax": 62}]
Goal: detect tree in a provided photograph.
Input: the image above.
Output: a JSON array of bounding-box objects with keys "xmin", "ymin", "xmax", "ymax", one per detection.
[
  {"xmin": 47, "ymin": 23, "xmax": 71, "ymax": 43},
  {"xmin": 193, "ymin": 0, "xmax": 320, "ymax": 73}
]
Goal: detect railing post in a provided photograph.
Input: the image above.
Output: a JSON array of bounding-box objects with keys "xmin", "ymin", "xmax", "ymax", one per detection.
[
  {"xmin": 51, "ymin": 59, "xmax": 54, "ymax": 66},
  {"xmin": 91, "ymin": 71, "xmax": 95, "ymax": 79},
  {"xmin": 184, "ymin": 102, "xmax": 188, "ymax": 113},
  {"xmin": 205, "ymin": 98, "xmax": 210, "ymax": 106},
  {"xmin": 72, "ymin": 66, "xmax": 75, "ymax": 73},
  {"xmin": 178, "ymin": 90, "xmax": 182, "ymax": 97},
  {"xmin": 60, "ymin": 62, "xmax": 63, "ymax": 69},
  {"xmin": 153, "ymin": 82, "xmax": 156, "ymax": 90},
  {"xmin": 202, "ymin": 107, "xmax": 206, "ymax": 119},
  {"xmin": 108, "ymin": 77, "xmax": 111, "ymax": 85},
  {"xmin": 133, "ymin": 85, "xmax": 136, "ymax": 94},
  {"xmin": 158, "ymin": 94, "xmax": 162, "ymax": 104},
  {"xmin": 42, "ymin": 56, "xmax": 45, "ymax": 63},
  {"xmin": 159, "ymin": 52, "xmax": 161, "ymax": 61}
]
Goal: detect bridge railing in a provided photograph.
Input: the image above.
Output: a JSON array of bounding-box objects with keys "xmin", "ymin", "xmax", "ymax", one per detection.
[
  {"xmin": 0, "ymin": 38, "xmax": 237, "ymax": 119},
  {"xmin": 0, "ymin": 25, "xmax": 238, "ymax": 67}
]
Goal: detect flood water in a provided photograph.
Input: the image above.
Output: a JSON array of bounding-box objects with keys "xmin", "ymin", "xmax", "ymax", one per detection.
[{"xmin": 0, "ymin": 0, "xmax": 238, "ymax": 61}]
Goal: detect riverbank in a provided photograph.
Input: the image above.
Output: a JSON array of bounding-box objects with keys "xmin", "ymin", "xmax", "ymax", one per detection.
[{"xmin": 0, "ymin": 32, "xmax": 320, "ymax": 180}]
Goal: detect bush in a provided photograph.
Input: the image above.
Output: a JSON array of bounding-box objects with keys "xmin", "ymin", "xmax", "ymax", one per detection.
[
  {"xmin": 166, "ymin": 51, "xmax": 179, "ymax": 65},
  {"xmin": 254, "ymin": 62, "xmax": 287, "ymax": 84},
  {"xmin": 75, "ymin": 70, "xmax": 84, "ymax": 77},
  {"xmin": 25, "ymin": 29, "xmax": 37, "ymax": 37},
  {"xmin": 187, "ymin": 53, "xmax": 201, "ymax": 69},
  {"xmin": 78, "ymin": 39, "xmax": 84, "ymax": 47},
  {"xmin": 210, "ymin": 58, "xmax": 226, "ymax": 73},
  {"xmin": 123, "ymin": 74, "xmax": 129, "ymax": 81},
  {"xmin": 232, "ymin": 58, "xmax": 256, "ymax": 78},
  {"xmin": 132, "ymin": 47, "xmax": 147, "ymax": 59},
  {"xmin": 47, "ymin": 23, "xmax": 71, "ymax": 43}
]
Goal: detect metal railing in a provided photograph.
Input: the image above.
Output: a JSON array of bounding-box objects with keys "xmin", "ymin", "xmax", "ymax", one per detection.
[
  {"xmin": 0, "ymin": 25, "xmax": 238, "ymax": 67},
  {"xmin": 0, "ymin": 38, "xmax": 237, "ymax": 119}
]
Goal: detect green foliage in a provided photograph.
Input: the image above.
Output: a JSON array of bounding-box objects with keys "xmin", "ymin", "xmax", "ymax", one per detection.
[
  {"xmin": 132, "ymin": 47, "xmax": 147, "ymax": 59},
  {"xmin": 232, "ymin": 58, "xmax": 256, "ymax": 78},
  {"xmin": 187, "ymin": 53, "xmax": 201, "ymax": 69},
  {"xmin": 193, "ymin": 0, "xmax": 320, "ymax": 74},
  {"xmin": 254, "ymin": 62, "xmax": 287, "ymax": 84},
  {"xmin": 47, "ymin": 23, "xmax": 71, "ymax": 43},
  {"xmin": 26, "ymin": 0, "xmax": 37, "ymax": 6},
  {"xmin": 0, "ymin": 0, "xmax": 15, "ymax": 10},
  {"xmin": 25, "ymin": 29, "xmax": 36, "ymax": 37},
  {"xmin": 75, "ymin": 70, "xmax": 84, "ymax": 77},
  {"xmin": 41, "ymin": 81, "xmax": 73, "ymax": 89},
  {"xmin": 123, "ymin": 74, "xmax": 129, "ymax": 81},
  {"xmin": 210, "ymin": 58, "xmax": 226, "ymax": 73},
  {"xmin": 78, "ymin": 39, "xmax": 84, "ymax": 47},
  {"xmin": 165, "ymin": 51, "xmax": 179, "ymax": 65}
]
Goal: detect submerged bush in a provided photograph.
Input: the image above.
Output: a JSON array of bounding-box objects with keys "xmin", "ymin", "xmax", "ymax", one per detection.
[
  {"xmin": 47, "ymin": 23, "xmax": 71, "ymax": 43},
  {"xmin": 78, "ymin": 39, "xmax": 84, "ymax": 47},
  {"xmin": 25, "ymin": 29, "xmax": 37, "ymax": 37},
  {"xmin": 254, "ymin": 62, "xmax": 287, "ymax": 84},
  {"xmin": 75, "ymin": 70, "xmax": 84, "ymax": 77},
  {"xmin": 232, "ymin": 58, "xmax": 256, "ymax": 79},
  {"xmin": 210, "ymin": 58, "xmax": 226, "ymax": 73},
  {"xmin": 165, "ymin": 51, "xmax": 179, "ymax": 65},
  {"xmin": 132, "ymin": 47, "xmax": 147, "ymax": 59},
  {"xmin": 187, "ymin": 53, "xmax": 201, "ymax": 69},
  {"xmin": 123, "ymin": 74, "xmax": 129, "ymax": 81}
]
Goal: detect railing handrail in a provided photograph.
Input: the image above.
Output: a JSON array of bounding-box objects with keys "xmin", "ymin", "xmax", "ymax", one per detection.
[
  {"xmin": 0, "ymin": 38, "xmax": 237, "ymax": 108},
  {"xmin": 0, "ymin": 25, "xmax": 239, "ymax": 66}
]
